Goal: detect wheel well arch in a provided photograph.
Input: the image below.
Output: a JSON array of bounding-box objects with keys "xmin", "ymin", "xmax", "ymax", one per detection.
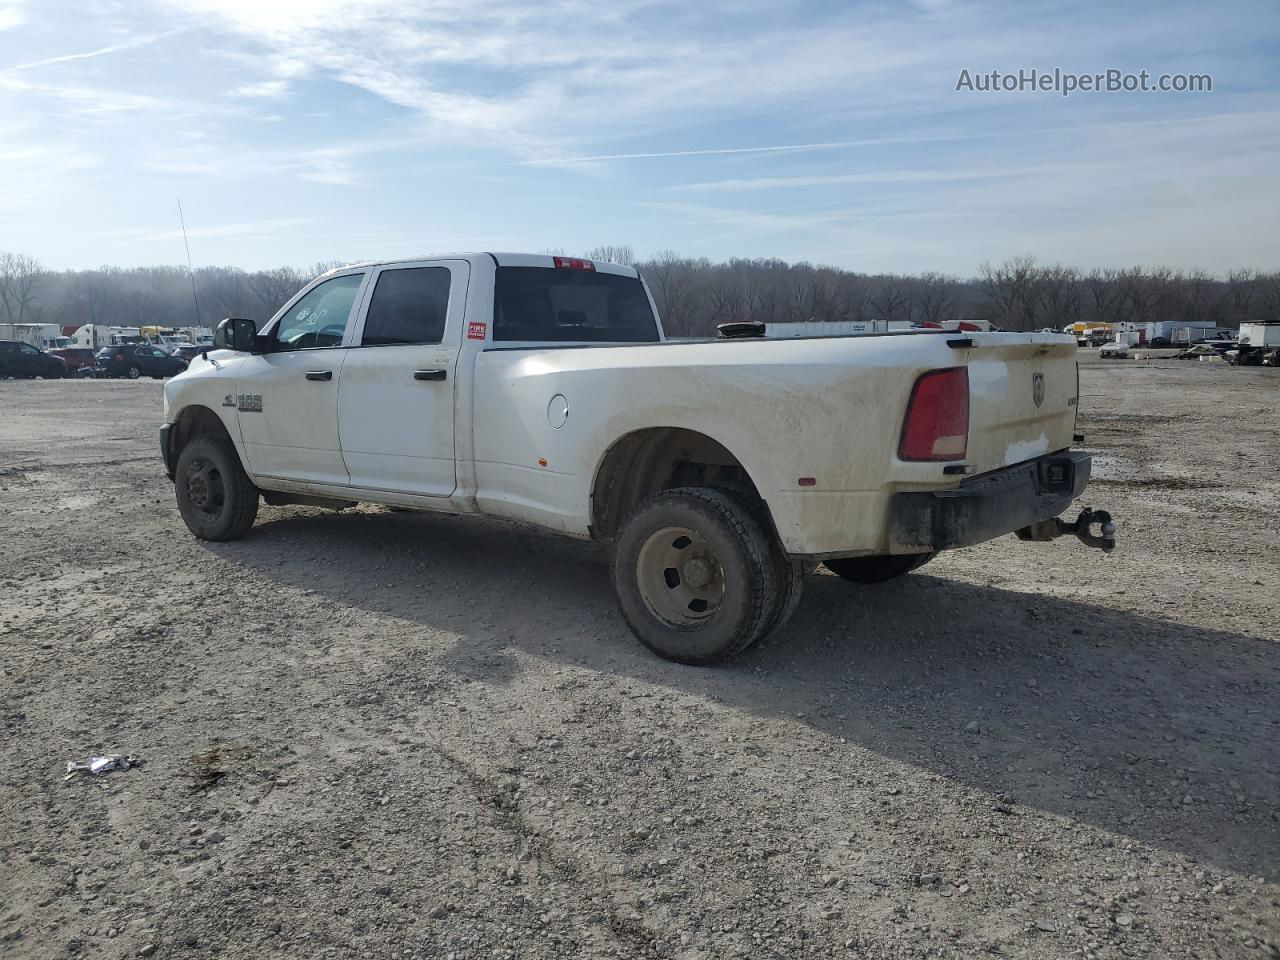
[
  {"xmin": 589, "ymin": 427, "xmax": 766, "ymax": 541},
  {"xmin": 169, "ymin": 405, "xmax": 234, "ymax": 461}
]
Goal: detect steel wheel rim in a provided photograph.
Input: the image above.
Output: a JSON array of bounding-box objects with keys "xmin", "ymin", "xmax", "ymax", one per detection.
[
  {"xmin": 635, "ymin": 525, "xmax": 725, "ymax": 628},
  {"xmin": 185, "ymin": 457, "xmax": 226, "ymax": 520}
]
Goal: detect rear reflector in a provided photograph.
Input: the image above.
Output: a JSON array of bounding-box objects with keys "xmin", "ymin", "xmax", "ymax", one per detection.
[
  {"xmin": 553, "ymin": 256, "xmax": 595, "ymax": 271},
  {"xmin": 899, "ymin": 367, "xmax": 969, "ymax": 462}
]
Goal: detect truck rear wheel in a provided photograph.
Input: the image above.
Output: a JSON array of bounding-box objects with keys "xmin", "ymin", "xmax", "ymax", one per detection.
[
  {"xmin": 823, "ymin": 552, "xmax": 934, "ymax": 584},
  {"xmin": 707, "ymin": 484, "xmax": 803, "ymax": 638},
  {"xmin": 613, "ymin": 487, "xmax": 776, "ymax": 665},
  {"xmin": 175, "ymin": 435, "xmax": 259, "ymax": 542}
]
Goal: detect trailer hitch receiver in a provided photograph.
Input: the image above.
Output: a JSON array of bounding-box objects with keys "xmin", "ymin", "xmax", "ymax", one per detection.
[{"xmin": 1016, "ymin": 508, "xmax": 1116, "ymax": 553}]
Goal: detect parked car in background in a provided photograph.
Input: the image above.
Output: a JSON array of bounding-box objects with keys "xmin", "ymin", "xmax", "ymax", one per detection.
[
  {"xmin": 1099, "ymin": 341, "xmax": 1130, "ymax": 359},
  {"xmin": 50, "ymin": 346, "xmax": 98, "ymax": 376},
  {"xmin": 95, "ymin": 344, "xmax": 188, "ymax": 379},
  {"xmin": 172, "ymin": 344, "xmax": 205, "ymax": 362},
  {"xmin": 0, "ymin": 339, "xmax": 68, "ymax": 379}
]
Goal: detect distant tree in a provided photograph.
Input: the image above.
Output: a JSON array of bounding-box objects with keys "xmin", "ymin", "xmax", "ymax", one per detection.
[
  {"xmin": 1257, "ymin": 272, "xmax": 1280, "ymax": 320},
  {"xmin": 68, "ymin": 268, "xmax": 123, "ymax": 327},
  {"xmin": 1227, "ymin": 268, "xmax": 1257, "ymax": 326},
  {"xmin": 1030, "ymin": 265, "xmax": 1079, "ymax": 330},
  {"xmin": 915, "ymin": 272, "xmax": 959, "ymax": 325},
  {"xmin": 641, "ymin": 251, "xmax": 698, "ymax": 335},
  {"xmin": 869, "ymin": 276, "xmax": 912, "ymax": 323},
  {"xmin": 585, "ymin": 245, "xmax": 636, "ymax": 266},
  {"xmin": 248, "ymin": 267, "xmax": 306, "ymax": 316},
  {"xmin": 979, "ymin": 255, "xmax": 1038, "ymax": 329},
  {"xmin": 0, "ymin": 252, "xmax": 46, "ymax": 324},
  {"xmin": 1120, "ymin": 266, "xmax": 1177, "ymax": 324},
  {"xmin": 1085, "ymin": 267, "xmax": 1124, "ymax": 324},
  {"xmin": 4, "ymin": 248, "xmax": 1273, "ymax": 339}
]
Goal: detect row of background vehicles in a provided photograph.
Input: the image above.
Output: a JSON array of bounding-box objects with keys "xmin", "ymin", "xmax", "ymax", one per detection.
[
  {"xmin": 0, "ymin": 322, "xmax": 212, "ymax": 380},
  {"xmin": 1092, "ymin": 321, "xmax": 1279, "ymax": 364}
]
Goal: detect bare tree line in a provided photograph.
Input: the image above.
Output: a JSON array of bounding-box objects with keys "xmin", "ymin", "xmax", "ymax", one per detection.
[
  {"xmin": 632, "ymin": 253, "xmax": 1279, "ymax": 337},
  {"xmin": 3, "ymin": 247, "xmax": 1278, "ymax": 338}
]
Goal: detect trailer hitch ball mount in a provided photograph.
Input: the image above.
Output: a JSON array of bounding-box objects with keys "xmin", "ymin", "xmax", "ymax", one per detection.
[{"xmin": 1016, "ymin": 508, "xmax": 1117, "ymax": 553}]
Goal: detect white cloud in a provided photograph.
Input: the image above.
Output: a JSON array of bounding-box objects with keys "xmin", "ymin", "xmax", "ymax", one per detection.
[
  {"xmin": 106, "ymin": 217, "xmax": 320, "ymax": 245},
  {"xmin": 2, "ymin": 29, "xmax": 184, "ymax": 73},
  {"xmin": 0, "ymin": 0, "xmax": 24, "ymax": 31},
  {"xmin": 229, "ymin": 79, "xmax": 289, "ymax": 98},
  {"xmin": 148, "ymin": 0, "xmax": 961, "ymax": 157}
]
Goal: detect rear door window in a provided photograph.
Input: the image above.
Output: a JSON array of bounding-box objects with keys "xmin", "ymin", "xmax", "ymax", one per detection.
[
  {"xmin": 362, "ymin": 267, "xmax": 451, "ymax": 346},
  {"xmin": 493, "ymin": 267, "xmax": 659, "ymax": 343}
]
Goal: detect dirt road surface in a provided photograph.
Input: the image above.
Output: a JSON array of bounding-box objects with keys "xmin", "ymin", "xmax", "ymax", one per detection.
[{"xmin": 2, "ymin": 356, "xmax": 1278, "ymax": 959}]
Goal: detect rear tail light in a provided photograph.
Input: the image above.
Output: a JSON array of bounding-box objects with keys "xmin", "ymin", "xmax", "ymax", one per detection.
[
  {"xmin": 553, "ymin": 256, "xmax": 595, "ymax": 271},
  {"xmin": 899, "ymin": 367, "xmax": 969, "ymax": 461}
]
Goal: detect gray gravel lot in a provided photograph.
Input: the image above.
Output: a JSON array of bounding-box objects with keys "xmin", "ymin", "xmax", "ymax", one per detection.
[{"xmin": 1, "ymin": 355, "xmax": 1278, "ymax": 959}]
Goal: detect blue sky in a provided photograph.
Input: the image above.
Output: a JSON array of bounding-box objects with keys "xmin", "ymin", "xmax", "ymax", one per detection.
[{"xmin": 0, "ymin": 0, "xmax": 1277, "ymax": 274}]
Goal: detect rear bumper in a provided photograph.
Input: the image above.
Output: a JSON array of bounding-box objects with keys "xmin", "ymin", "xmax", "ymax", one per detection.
[{"xmin": 888, "ymin": 450, "xmax": 1090, "ymax": 552}]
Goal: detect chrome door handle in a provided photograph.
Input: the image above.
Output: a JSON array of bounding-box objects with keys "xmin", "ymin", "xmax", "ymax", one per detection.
[
  {"xmin": 305, "ymin": 370, "xmax": 333, "ymax": 381},
  {"xmin": 413, "ymin": 369, "xmax": 447, "ymax": 381}
]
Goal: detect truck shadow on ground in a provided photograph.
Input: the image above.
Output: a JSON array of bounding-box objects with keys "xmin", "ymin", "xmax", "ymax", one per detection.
[{"xmin": 206, "ymin": 505, "xmax": 1279, "ymax": 878}]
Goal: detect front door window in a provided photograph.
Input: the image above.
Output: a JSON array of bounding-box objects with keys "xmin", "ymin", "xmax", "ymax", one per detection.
[{"xmin": 273, "ymin": 275, "xmax": 364, "ymax": 351}]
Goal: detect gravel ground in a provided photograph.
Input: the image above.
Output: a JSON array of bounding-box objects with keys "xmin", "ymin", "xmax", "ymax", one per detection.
[{"xmin": 1, "ymin": 354, "xmax": 1278, "ymax": 960}]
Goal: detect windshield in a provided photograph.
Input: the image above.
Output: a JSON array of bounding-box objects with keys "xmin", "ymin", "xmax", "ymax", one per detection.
[{"xmin": 493, "ymin": 267, "xmax": 659, "ymax": 343}]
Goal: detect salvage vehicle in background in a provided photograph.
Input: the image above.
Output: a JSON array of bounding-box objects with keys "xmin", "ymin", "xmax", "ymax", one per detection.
[
  {"xmin": 171, "ymin": 344, "xmax": 205, "ymax": 362},
  {"xmin": 160, "ymin": 253, "xmax": 1115, "ymax": 664},
  {"xmin": 1228, "ymin": 322, "xmax": 1280, "ymax": 366},
  {"xmin": 0, "ymin": 340, "xmax": 68, "ymax": 379},
  {"xmin": 1098, "ymin": 341, "xmax": 1130, "ymax": 359},
  {"xmin": 49, "ymin": 346, "xmax": 98, "ymax": 376},
  {"xmin": 96, "ymin": 344, "xmax": 188, "ymax": 379}
]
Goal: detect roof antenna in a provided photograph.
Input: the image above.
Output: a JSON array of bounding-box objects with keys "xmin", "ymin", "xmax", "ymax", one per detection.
[
  {"xmin": 178, "ymin": 196, "xmax": 216, "ymax": 363},
  {"xmin": 177, "ymin": 196, "xmax": 202, "ymax": 327}
]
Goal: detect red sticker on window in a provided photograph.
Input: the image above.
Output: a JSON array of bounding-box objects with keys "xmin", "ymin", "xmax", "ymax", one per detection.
[{"xmin": 467, "ymin": 321, "xmax": 487, "ymax": 341}]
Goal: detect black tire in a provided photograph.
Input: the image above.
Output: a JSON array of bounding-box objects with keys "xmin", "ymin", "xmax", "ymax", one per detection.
[
  {"xmin": 126, "ymin": 364, "xmax": 141, "ymax": 379},
  {"xmin": 708, "ymin": 484, "xmax": 803, "ymax": 637},
  {"xmin": 823, "ymin": 552, "xmax": 934, "ymax": 584},
  {"xmin": 174, "ymin": 435, "xmax": 259, "ymax": 541},
  {"xmin": 613, "ymin": 487, "xmax": 776, "ymax": 665}
]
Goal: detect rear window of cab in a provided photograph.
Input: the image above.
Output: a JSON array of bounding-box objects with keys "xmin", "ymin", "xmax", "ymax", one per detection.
[{"xmin": 493, "ymin": 267, "xmax": 659, "ymax": 343}]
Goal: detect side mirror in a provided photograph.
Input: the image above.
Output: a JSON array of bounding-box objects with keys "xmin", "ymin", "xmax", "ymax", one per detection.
[{"xmin": 213, "ymin": 317, "xmax": 261, "ymax": 353}]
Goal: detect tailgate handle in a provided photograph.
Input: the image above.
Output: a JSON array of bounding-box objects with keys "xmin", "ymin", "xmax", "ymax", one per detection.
[
  {"xmin": 305, "ymin": 370, "xmax": 333, "ymax": 381},
  {"xmin": 947, "ymin": 338, "xmax": 975, "ymax": 349},
  {"xmin": 414, "ymin": 369, "xmax": 448, "ymax": 381}
]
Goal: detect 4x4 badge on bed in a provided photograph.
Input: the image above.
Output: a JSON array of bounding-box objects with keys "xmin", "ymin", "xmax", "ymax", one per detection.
[{"xmin": 1032, "ymin": 372, "xmax": 1045, "ymax": 407}]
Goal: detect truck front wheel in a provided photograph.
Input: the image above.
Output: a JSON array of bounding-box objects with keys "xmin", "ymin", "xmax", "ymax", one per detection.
[
  {"xmin": 823, "ymin": 553, "xmax": 934, "ymax": 584},
  {"xmin": 613, "ymin": 487, "xmax": 776, "ymax": 665},
  {"xmin": 174, "ymin": 435, "xmax": 259, "ymax": 541}
]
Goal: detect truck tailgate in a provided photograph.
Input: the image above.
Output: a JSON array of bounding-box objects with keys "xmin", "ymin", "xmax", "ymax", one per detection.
[{"xmin": 960, "ymin": 334, "xmax": 1078, "ymax": 474}]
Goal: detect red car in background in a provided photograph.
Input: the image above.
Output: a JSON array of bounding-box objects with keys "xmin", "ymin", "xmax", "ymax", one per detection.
[{"xmin": 50, "ymin": 347, "xmax": 97, "ymax": 377}]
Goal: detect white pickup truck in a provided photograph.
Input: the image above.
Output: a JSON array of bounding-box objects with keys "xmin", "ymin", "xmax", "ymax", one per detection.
[{"xmin": 161, "ymin": 253, "xmax": 1115, "ymax": 664}]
